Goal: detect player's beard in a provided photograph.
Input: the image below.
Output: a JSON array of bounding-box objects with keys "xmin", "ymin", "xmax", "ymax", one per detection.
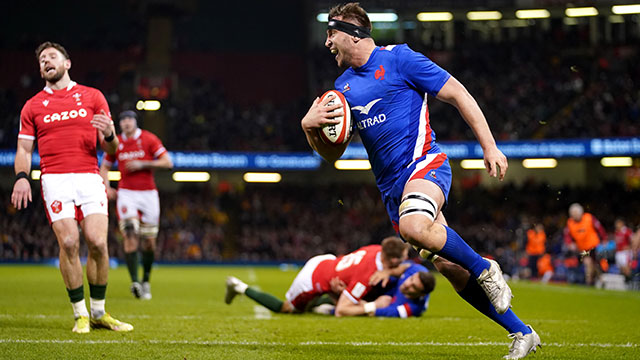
[{"xmin": 43, "ymin": 66, "xmax": 65, "ymax": 83}]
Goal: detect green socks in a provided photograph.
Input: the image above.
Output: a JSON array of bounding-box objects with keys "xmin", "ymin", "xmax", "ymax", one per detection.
[
  {"xmin": 141, "ymin": 250, "xmax": 154, "ymax": 283},
  {"xmin": 67, "ymin": 285, "xmax": 84, "ymax": 303},
  {"xmin": 125, "ymin": 251, "xmax": 139, "ymax": 283},
  {"xmin": 89, "ymin": 283, "xmax": 107, "ymax": 300},
  {"xmin": 245, "ymin": 287, "xmax": 284, "ymax": 313}
]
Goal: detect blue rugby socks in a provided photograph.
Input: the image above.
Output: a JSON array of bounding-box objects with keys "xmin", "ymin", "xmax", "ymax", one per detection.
[
  {"xmin": 437, "ymin": 225, "xmax": 490, "ymax": 278},
  {"xmin": 457, "ymin": 278, "xmax": 531, "ymax": 335}
]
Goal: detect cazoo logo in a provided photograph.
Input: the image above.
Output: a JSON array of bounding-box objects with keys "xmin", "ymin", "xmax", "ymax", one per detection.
[
  {"xmin": 43, "ymin": 108, "xmax": 88, "ymax": 123},
  {"xmin": 118, "ymin": 150, "xmax": 146, "ymax": 161}
]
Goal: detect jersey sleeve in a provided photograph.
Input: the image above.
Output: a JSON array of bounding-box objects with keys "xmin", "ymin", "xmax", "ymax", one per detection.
[
  {"xmin": 396, "ymin": 45, "xmax": 451, "ymax": 97},
  {"xmin": 18, "ymin": 100, "xmax": 36, "ymax": 141},
  {"xmin": 147, "ymin": 132, "xmax": 168, "ymax": 159},
  {"xmin": 342, "ymin": 280, "xmax": 371, "ymax": 304},
  {"xmin": 374, "ymin": 296, "xmax": 428, "ymax": 318},
  {"xmin": 92, "ymin": 89, "xmax": 112, "ymax": 119}
]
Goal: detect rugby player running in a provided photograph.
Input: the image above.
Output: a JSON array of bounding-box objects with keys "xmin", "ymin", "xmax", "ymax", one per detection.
[{"xmin": 300, "ymin": 3, "xmax": 540, "ymax": 358}]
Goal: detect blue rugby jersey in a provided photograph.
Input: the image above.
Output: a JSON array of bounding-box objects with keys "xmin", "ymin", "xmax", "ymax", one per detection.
[
  {"xmin": 334, "ymin": 44, "xmax": 451, "ymax": 195},
  {"xmin": 374, "ymin": 262, "xmax": 430, "ymax": 318}
]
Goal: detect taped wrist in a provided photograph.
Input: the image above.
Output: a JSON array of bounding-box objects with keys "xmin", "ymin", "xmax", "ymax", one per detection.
[{"xmin": 363, "ymin": 302, "xmax": 377, "ymax": 315}]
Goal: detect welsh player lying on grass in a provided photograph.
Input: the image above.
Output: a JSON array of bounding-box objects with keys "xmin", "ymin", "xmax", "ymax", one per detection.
[
  {"xmin": 328, "ymin": 261, "xmax": 435, "ymax": 318},
  {"xmin": 225, "ymin": 237, "xmax": 409, "ymax": 314}
]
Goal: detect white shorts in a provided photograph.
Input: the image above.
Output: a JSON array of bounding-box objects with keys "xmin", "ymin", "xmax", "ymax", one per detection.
[
  {"xmin": 40, "ymin": 173, "xmax": 108, "ymax": 224},
  {"xmin": 285, "ymin": 254, "xmax": 336, "ymax": 310},
  {"xmin": 116, "ymin": 188, "xmax": 160, "ymax": 225},
  {"xmin": 615, "ymin": 250, "xmax": 632, "ymax": 269}
]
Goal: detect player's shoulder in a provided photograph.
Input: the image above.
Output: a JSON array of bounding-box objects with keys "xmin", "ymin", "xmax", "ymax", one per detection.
[
  {"xmin": 75, "ymin": 83, "xmax": 106, "ymax": 98},
  {"xmin": 407, "ymin": 262, "xmax": 428, "ymax": 274},
  {"xmin": 25, "ymin": 89, "xmax": 48, "ymax": 104},
  {"xmin": 378, "ymin": 43, "xmax": 414, "ymax": 57},
  {"xmin": 359, "ymin": 244, "xmax": 382, "ymax": 253},
  {"xmin": 140, "ymin": 129, "xmax": 158, "ymax": 138},
  {"xmin": 21, "ymin": 91, "xmax": 48, "ymax": 115}
]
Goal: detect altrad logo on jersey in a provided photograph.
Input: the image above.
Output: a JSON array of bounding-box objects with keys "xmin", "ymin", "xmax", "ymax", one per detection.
[{"xmin": 353, "ymin": 98, "xmax": 386, "ymax": 130}]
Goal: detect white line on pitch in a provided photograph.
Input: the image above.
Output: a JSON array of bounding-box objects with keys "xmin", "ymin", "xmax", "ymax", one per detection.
[
  {"xmin": 0, "ymin": 314, "xmax": 588, "ymax": 324},
  {"xmin": 0, "ymin": 339, "xmax": 637, "ymax": 348},
  {"xmin": 253, "ymin": 305, "xmax": 272, "ymax": 320}
]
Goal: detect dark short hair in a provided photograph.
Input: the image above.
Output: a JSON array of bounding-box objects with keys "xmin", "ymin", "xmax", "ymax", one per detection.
[
  {"xmin": 381, "ymin": 236, "xmax": 408, "ymax": 259},
  {"xmin": 418, "ymin": 271, "xmax": 436, "ymax": 295},
  {"xmin": 328, "ymin": 2, "xmax": 371, "ymax": 31},
  {"xmin": 35, "ymin": 42, "xmax": 70, "ymax": 61},
  {"xmin": 119, "ymin": 110, "xmax": 138, "ymax": 121}
]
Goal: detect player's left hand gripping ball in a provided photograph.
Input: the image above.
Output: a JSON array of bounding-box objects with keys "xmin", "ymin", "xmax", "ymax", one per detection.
[{"xmin": 318, "ymin": 90, "xmax": 352, "ymax": 145}]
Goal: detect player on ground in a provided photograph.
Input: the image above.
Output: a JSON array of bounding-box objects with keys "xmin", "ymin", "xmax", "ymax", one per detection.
[
  {"xmin": 11, "ymin": 42, "xmax": 132, "ymax": 333},
  {"xmin": 300, "ymin": 3, "xmax": 539, "ymax": 358},
  {"xmin": 329, "ymin": 261, "xmax": 435, "ymax": 318},
  {"xmin": 99, "ymin": 110, "xmax": 172, "ymax": 300},
  {"xmin": 225, "ymin": 237, "xmax": 408, "ymax": 315}
]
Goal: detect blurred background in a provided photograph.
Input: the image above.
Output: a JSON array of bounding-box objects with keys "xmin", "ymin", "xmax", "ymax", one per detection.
[{"xmin": 1, "ymin": 0, "xmax": 639, "ymax": 287}]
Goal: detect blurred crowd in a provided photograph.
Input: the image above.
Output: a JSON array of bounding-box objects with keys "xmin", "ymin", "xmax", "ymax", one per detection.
[
  {"xmin": 3, "ymin": 180, "xmax": 640, "ymax": 286},
  {"xmin": 2, "ymin": 27, "xmax": 640, "ymax": 152}
]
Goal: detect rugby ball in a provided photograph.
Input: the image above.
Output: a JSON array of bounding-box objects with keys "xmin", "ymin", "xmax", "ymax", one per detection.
[{"xmin": 318, "ymin": 90, "xmax": 352, "ymax": 145}]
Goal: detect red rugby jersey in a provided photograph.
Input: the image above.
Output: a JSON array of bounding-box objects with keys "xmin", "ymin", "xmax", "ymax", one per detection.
[
  {"xmin": 312, "ymin": 245, "xmax": 384, "ymax": 303},
  {"xmin": 18, "ymin": 81, "xmax": 111, "ymax": 174},
  {"xmin": 103, "ymin": 128, "xmax": 167, "ymax": 190}
]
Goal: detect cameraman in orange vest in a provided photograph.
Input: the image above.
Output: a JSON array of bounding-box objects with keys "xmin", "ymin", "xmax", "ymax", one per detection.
[
  {"xmin": 563, "ymin": 203, "xmax": 607, "ymax": 285},
  {"xmin": 526, "ymin": 223, "xmax": 546, "ymax": 279}
]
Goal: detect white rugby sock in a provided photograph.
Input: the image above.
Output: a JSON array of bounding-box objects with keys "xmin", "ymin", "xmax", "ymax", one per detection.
[
  {"xmin": 235, "ymin": 281, "xmax": 248, "ymax": 294},
  {"xmin": 71, "ymin": 299, "xmax": 89, "ymax": 318},
  {"xmin": 90, "ymin": 298, "xmax": 106, "ymax": 319}
]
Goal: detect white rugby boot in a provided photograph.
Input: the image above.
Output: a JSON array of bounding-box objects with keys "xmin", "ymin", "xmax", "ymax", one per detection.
[
  {"xmin": 504, "ymin": 325, "xmax": 541, "ymax": 359},
  {"xmin": 141, "ymin": 282, "xmax": 152, "ymax": 300},
  {"xmin": 130, "ymin": 282, "xmax": 143, "ymax": 299},
  {"xmin": 476, "ymin": 258, "xmax": 513, "ymax": 314},
  {"xmin": 225, "ymin": 276, "xmax": 248, "ymax": 304}
]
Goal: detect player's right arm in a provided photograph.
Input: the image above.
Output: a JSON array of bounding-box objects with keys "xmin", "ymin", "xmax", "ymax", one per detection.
[
  {"xmin": 11, "ymin": 138, "xmax": 35, "ymax": 210},
  {"xmin": 301, "ymin": 95, "xmax": 350, "ymax": 163},
  {"xmin": 435, "ymin": 77, "xmax": 507, "ymax": 181},
  {"xmin": 334, "ymin": 292, "xmax": 366, "ymax": 317}
]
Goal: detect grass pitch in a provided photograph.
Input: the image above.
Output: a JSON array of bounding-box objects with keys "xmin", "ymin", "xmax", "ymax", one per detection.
[{"xmin": 1, "ymin": 265, "xmax": 639, "ymax": 359}]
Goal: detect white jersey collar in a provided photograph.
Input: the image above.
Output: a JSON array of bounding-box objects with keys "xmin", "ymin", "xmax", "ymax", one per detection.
[
  {"xmin": 44, "ymin": 80, "xmax": 77, "ymax": 94},
  {"xmin": 123, "ymin": 128, "xmax": 142, "ymax": 141}
]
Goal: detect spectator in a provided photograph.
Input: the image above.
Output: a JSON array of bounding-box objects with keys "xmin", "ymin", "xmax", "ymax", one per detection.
[
  {"xmin": 526, "ymin": 224, "xmax": 546, "ymax": 279},
  {"xmin": 564, "ymin": 203, "xmax": 606, "ymax": 285},
  {"xmin": 614, "ymin": 219, "xmax": 634, "ymax": 278}
]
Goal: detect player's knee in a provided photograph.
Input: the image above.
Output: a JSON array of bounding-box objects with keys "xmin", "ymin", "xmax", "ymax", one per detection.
[
  {"xmin": 398, "ymin": 191, "xmax": 439, "ymax": 247},
  {"xmin": 141, "ymin": 238, "xmax": 156, "ymax": 252},
  {"xmin": 399, "ymin": 218, "xmax": 438, "ymax": 250},
  {"xmin": 119, "ymin": 218, "xmax": 140, "ymax": 239},
  {"xmin": 58, "ymin": 236, "xmax": 80, "ymax": 255},
  {"xmin": 86, "ymin": 236, "xmax": 108, "ymax": 256}
]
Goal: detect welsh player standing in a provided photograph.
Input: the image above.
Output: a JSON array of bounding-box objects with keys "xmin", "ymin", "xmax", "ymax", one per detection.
[
  {"xmin": 99, "ymin": 110, "xmax": 173, "ymax": 299},
  {"xmin": 11, "ymin": 42, "xmax": 133, "ymax": 333},
  {"xmin": 300, "ymin": 3, "xmax": 539, "ymax": 358}
]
